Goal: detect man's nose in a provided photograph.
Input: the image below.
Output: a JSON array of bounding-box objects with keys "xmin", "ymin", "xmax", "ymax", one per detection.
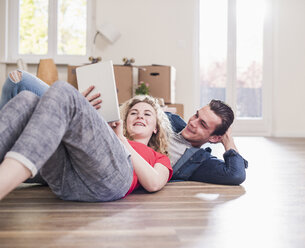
[{"xmin": 189, "ymin": 119, "xmax": 197, "ymax": 127}]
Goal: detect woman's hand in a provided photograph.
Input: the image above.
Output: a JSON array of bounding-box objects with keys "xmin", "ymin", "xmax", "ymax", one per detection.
[
  {"xmin": 109, "ymin": 120, "xmax": 125, "ymax": 141},
  {"xmin": 81, "ymin": 85, "xmax": 102, "ymax": 110}
]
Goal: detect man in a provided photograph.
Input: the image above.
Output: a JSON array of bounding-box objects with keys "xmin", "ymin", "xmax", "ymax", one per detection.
[{"xmin": 166, "ymin": 100, "xmax": 248, "ymax": 185}]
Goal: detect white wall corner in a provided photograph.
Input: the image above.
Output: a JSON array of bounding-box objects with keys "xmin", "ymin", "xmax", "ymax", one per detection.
[{"xmin": 0, "ymin": 0, "xmax": 8, "ymax": 62}]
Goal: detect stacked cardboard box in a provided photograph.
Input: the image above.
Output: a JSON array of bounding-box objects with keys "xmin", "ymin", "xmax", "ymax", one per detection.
[
  {"xmin": 138, "ymin": 65, "xmax": 184, "ymax": 118},
  {"xmin": 67, "ymin": 64, "xmax": 135, "ymax": 104},
  {"xmin": 113, "ymin": 65, "xmax": 134, "ymax": 104},
  {"xmin": 67, "ymin": 65, "xmax": 79, "ymax": 89},
  {"xmin": 165, "ymin": 103, "xmax": 184, "ymax": 119},
  {"xmin": 67, "ymin": 63, "xmax": 184, "ymax": 118},
  {"xmin": 138, "ymin": 65, "xmax": 176, "ymax": 104}
]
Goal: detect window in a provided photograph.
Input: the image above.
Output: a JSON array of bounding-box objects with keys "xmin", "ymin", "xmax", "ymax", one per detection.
[
  {"xmin": 199, "ymin": 0, "xmax": 272, "ymax": 135},
  {"xmin": 8, "ymin": 0, "xmax": 94, "ymax": 64}
]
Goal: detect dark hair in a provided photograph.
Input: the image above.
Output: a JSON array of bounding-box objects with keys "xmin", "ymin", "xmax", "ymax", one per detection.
[{"xmin": 209, "ymin": 99, "xmax": 234, "ymax": 136}]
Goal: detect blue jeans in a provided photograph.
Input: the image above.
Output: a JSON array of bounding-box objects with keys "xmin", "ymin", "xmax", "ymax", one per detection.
[
  {"xmin": 0, "ymin": 70, "xmax": 49, "ymax": 109},
  {"xmin": 0, "ymin": 75, "xmax": 133, "ymax": 201}
]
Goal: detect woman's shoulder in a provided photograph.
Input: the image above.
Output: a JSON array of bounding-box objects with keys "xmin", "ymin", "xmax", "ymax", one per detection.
[{"xmin": 128, "ymin": 140, "xmax": 170, "ymax": 163}]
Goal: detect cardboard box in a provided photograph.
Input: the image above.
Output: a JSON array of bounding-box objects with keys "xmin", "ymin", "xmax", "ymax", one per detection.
[
  {"xmin": 37, "ymin": 58, "xmax": 59, "ymax": 86},
  {"xmin": 113, "ymin": 65, "xmax": 134, "ymax": 104},
  {"xmin": 67, "ymin": 64, "xmax": 134, "ymax": 104},
  {"xmin": 138, "ymin": 65, "xmax": 176, "ymax": 104},
  {"xmin": 67, "ymin": 65, "xmax": 80, "ymax": 89},
  {"xmin": 166, "ymin": 103, "xmax": 184, "ymax": 118}
]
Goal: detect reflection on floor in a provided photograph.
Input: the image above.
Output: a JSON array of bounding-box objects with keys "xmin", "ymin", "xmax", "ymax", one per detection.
[{"xmin": 0, "ymin": 137, "xmax": 304, "ymax": 248}]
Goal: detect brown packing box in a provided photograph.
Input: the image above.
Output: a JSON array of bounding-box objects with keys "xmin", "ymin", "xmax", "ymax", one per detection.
[
  {"xmin": 67, "ymin": 65, "xmax": 80, "ymax": 89},
  {"xmin": 37, "ymin": 58, "xmax": 59, "ymax": 86},
  {"xmin": 166, "ymin": 103, "xmax": 184, "ymax": 118},
  {"xmin": 113, "ymin": 65, "xmax": 133, "ymax": 104},
  {"xmin": 67, "ymin": 64, "xmax": 134, "ymax": 104},
  {"xmin": 138, "ymin": 65, "xmax": 176, "ymax": 104}
]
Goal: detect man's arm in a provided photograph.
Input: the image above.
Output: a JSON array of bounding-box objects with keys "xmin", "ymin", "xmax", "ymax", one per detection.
[
  {"xmin": 221, "ymin": 127, "xmax": 238, "ymax": 152},
  {"xmin": 166, "ymin": 112, "xmax": 247, "ymax": 185},
  {"xmin": 186, "ymin": 147, "xmax": 248, "ymax": 185},
  {"xmin": 165, "ymin": 112, "xmax": 186, "ymax": 133},
  {"xmin": 172, "ymin": 127, "xmax": 247, "ymax": 185},
  {"xmin": 187, "ymin": 128, "xmax": 248, "ymax": 185},
  {"xmin": 110, "ymin": 120, "xmax": 171, "ymax": 193}
]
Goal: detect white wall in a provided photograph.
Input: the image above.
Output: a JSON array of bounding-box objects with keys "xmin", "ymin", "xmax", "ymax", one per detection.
[
  {"xmin": 1, "ymin": 0, "xmax": 305, "ymax": 137},
  {"xmin": 272, "ymin": 0, "xmax": 305, "ymax": 137},
  {"xmin": 94, "ymin": 0, "xmax": 305, "ymax": 137},
  {"xmin": 94, "ymin": 0, "xmax": 199, "ymax": 120},
  {"xmin": 0, "ymin": 0, "xmax": 8, "ymax": 84}
]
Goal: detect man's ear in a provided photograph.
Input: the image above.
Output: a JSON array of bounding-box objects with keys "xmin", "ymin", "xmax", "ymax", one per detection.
[{"xmin": 208, "ymin": 135, "xmax": 222, "ymax": 144}]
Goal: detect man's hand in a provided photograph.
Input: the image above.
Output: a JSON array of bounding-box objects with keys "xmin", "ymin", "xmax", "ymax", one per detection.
[
  {"xmin": 81, "ymin": 85, "xmax": 102, "ymax": 110},
  {"xmin": 221, "ymin": 127, "xmax": 238, "ymax": 152}
]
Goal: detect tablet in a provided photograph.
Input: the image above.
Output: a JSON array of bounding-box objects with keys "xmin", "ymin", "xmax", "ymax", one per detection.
[{"xmin": 76, "ymin": 61, "xmax": 120, "ymax": 122}]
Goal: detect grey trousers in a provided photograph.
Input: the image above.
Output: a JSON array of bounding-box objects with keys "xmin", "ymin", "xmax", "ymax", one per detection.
[{"xmin": 0, "ymin": 81, "xmax": 133, "ymax": 202}]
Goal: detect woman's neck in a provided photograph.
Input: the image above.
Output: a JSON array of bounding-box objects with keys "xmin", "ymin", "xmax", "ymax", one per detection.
[{"xmin": 132, "ymin": 137, "xmax": 150, "ymax": 146}]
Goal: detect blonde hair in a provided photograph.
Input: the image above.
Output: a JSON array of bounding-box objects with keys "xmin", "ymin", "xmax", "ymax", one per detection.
[{"xmin": 120, "ymin": 95, "xmax": 173, "ymax": 155}]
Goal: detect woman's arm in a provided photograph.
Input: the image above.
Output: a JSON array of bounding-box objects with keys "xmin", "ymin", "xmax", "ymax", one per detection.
[
  {"xmin": 110, "ymin": 121, "xmax": 170, "ymax": 192},
  {"xmin": 120, "ymin": 138, "xmax": 169, "ymax": 192}
]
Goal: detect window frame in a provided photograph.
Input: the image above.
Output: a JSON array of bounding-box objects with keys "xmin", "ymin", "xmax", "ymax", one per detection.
[
  {"xmin": 231, "ymin": 0, "xmax": 273, "ymax": 136},
  {"xmin": 197, "ymin": 0, "xmax": 273, "ymax": 136},
  {"xmin": 7, "ymin": 0, "xmax": 95, "ymax": 65}
]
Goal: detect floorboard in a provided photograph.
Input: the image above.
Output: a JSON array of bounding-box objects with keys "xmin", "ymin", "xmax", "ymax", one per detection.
[{"xmin": 1, "ymin": 137, "xmax": 305, "ymax": 248}]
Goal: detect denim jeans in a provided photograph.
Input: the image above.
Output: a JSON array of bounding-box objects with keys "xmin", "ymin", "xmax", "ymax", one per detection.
[
  {"xmin": 0, "ymin": 81, "xmax": 133, "ymax": 202},
  {"xmin": 0, "ymin": 70, "xmax": 49, "ymax": 110}
]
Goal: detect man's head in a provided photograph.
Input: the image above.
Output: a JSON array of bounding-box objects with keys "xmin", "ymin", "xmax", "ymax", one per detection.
[{"xmin": 181, "ymin": 100, "xmax": 234, "ymax": 147}]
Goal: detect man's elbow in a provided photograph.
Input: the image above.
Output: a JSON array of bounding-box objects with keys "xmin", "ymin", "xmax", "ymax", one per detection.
[{"xmin": 230, "ymin": 171, "xmax": 246, "ymax": 185}]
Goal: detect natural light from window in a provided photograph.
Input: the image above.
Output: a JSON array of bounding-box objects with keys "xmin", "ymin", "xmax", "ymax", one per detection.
[
  {"xmin": 200, "ymin": 0, "xmax": 266, "ymax": 118},
  {"xmin": 236, "ymin": 0, "xmax": 265, "ymax": 118},
  {"xmin": 18, "ymin": 0, "xmax": 87, "ymax": 56},
  {"xmin": 58, "ymin": 0, "xmax": 87, "ymax": 55},
  {"xmin": 19, "ymin": 0, "xmax": 48, "ymax": 55}
]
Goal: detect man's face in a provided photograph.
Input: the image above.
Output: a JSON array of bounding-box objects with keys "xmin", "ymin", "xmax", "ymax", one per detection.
[{"xmin": 181, "ymin": 105, "xmax": 222, "ymax": 147}]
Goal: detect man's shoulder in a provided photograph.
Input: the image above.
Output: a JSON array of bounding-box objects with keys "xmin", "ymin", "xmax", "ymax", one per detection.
[{"xmin": 165, "ymin": 112, "xmax": 186, "ymax": 133}]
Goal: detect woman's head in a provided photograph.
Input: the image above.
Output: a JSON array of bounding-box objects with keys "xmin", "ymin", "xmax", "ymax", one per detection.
[{"xmin": 120, "ymin": 95, "xmax": 173, "ymax": 155}]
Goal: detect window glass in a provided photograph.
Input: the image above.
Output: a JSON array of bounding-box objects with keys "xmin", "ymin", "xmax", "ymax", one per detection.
[
  {"xmin": 19, "ymin": 0, "xmax": 48, "ymax": 55},
  {"xmin": 236, "ymin": 0, "xmax": 265, "ymax": 118},
  {"xmin": 199, "ymin": 0, "xmax": 227, "ymax": 106},
  {"xmin": 200, "ymin": 0, "xmax": 265, "ymax": 119},
  {"xmin": 57, "ymin": 0, "xmax": 87, "ymax": 55}
]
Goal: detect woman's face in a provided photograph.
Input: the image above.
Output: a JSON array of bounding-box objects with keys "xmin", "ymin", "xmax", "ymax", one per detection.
[{"xmin": 126, "ymin": 102, "xmax": 157, "ymax": 142}]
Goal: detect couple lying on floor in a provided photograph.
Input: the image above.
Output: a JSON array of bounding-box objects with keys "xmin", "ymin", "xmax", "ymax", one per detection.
[{"xmin": 0, "ymin": 70, "xmax": 247, "ymax": 201}]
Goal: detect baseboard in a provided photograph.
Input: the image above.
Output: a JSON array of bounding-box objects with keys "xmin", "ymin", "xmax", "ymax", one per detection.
[{"xmin": 271, "ymin": 131, "xmax": 305, "ymax": 138}]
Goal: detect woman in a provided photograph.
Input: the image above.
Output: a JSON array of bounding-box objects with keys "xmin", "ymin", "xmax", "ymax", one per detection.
[{"xmin": 0, "ymin": 71, "xmax": 173, "ymax": 202}]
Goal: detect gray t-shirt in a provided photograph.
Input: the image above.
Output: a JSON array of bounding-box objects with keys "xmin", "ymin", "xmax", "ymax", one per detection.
[
  {"xmin": 169, "ymin": 132, "xmax": 210, "ymax": 168},
  {"xmin": 168, "ymin": 132, "xmax": 192, "ymax": 167}
]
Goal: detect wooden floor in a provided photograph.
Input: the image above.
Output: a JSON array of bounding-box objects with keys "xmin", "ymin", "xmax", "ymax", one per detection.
[{"xmin": 1, "ymin": 137, "xmax": 305, "ymax": 248}]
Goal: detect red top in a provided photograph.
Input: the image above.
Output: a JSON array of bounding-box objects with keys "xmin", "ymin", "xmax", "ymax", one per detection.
[{"xmin": 124, "ymin": 140, "xmax": 172, "ymax": 196}]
